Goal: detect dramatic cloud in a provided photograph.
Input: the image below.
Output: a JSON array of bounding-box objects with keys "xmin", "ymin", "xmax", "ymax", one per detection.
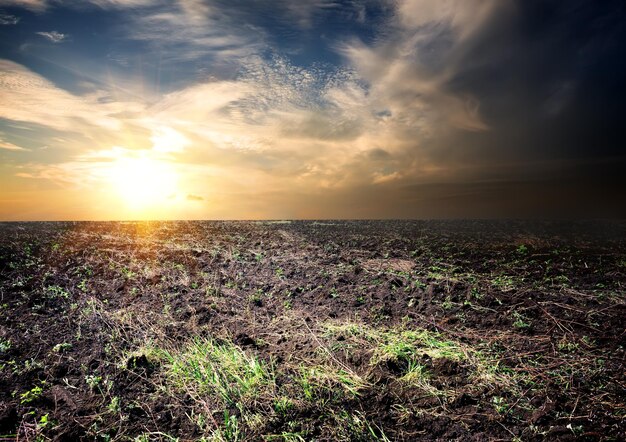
[{"xmin": 0, "ymin": 0, "xmax": 624, "ymax": 219}]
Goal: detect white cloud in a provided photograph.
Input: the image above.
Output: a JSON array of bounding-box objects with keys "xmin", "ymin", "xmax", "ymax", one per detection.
[
  {"xmin": 0, "ymin": 59, "xmax": 125, "ymax": 131},
  {"xmin": 397, "ymin": 0, "xmax": 503, "ymax": 39},
  {"xmin": 337, "ymin": 0, "xmax": 500, "ymax": 138},
  {"xmin": 36, "ymin": 30, "xmax": 68, "ymax": 43},
  {"xmin": 127, "ymin": 1, "xmax": 263, "ymax": 62}
]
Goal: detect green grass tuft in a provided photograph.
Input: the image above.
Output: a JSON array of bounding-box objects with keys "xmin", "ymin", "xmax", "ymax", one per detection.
[{"xmin": 156, "ymin": 336, "xmax": 274, "ymax": 409}]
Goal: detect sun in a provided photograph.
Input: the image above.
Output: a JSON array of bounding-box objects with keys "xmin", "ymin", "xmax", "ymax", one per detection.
[{"xmin": 106, "ymin": 153, "xmax": 179, "ymax": 209}]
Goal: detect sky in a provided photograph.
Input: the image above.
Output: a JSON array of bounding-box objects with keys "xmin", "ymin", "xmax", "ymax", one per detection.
[{"xmin": 0, "ymin": 0, "xmax": 625, "ymax": 220}]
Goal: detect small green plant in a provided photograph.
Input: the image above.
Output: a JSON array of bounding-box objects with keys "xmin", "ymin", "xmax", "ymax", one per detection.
[
  {"xmin": 298, "ymin": 369, "xmax": 316, "ymax": 400},
  {"xmin": 492, "ymin": 275, "xmax": 515, "ymax": 290},
  {"xmin": 52, "ymin": 342, "xmax": 72, "ymax": 353},
  {"xmin": 492, "ymin": 396, "xmax": 510, "ymax": 414},
  {"xmin": 78, "ymin": 279, "xmax": 88, "ymax": 292},
  {"xmin": 273, "ymin": 397, "xmax": 294, "ymax": 415},
  {"xmin": 0, "ymin": 338, "xmax": 11, "ymax": 353},
  {"xmin": 557, "ymin": 338, "xmax": 580, "ymax": 353},
  {"xmin": 413, "ymin": 279, "xmax": 427, "ymax": 289},
  {"xmin": 206, "ymin": 285, "xmax": 218, "ymax": 296},
  {"xmin": 108, "ymin": 396, "xmax": 121, "ymax": 413},
  {"xmin": 120, "ymin": 267, "xmax": 135, "ymax": 279},
  {"xmin": 512, "ymin": 311, "xmax": 531, "ymax": 329},
  {"xmin": 23, "ymin": 357, "xmax": 44, "ymax": 372},
  {"xmin": 221, "ymin": 413, "xmax": 242, "ymax": 441},
  {"xmin": 38, "ymin": 413, "xmax": 51, "ymax": 429},
  {"xmin": 370, "ymin": 306, "xmax": 390, "ymax": 322},
  {"xmin": 20, "ymin": 383, "xmax": 44, "ymax": 404},
  {"xmin": 45, "ymin": 285, "xmax": 70, "ymax": 299},
  {"xmin": 428, "ymin": 265, "xmax": 446, "ymax": 279},
  {"xmin": 516, "ymin": 244, "xmax": 528, "ymax": 254},
  {"xmin": 85, "ymin": 374, "xmax": 102, "ymax": 390},
  {"xmin": 249, "ymin": 289, "xmax": 263, "ymax": 306},
  {"xmin": 471, "ymin": 287, "xmax": 483, "ymax": 299}
]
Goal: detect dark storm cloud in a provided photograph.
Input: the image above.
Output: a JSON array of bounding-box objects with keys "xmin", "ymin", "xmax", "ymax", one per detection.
[
  {"xmin": 370, "ymin": 0, "xmax": 626, "ymax": 216},
  {"xmin": 439, "ymin": 0, "xmax": 626, "ymax": 163}
]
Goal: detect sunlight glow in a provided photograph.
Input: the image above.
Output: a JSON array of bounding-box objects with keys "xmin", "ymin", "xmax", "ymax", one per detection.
[{"xmin": 105, "ymin": 153, "xmax": 179, "ymax": 209}]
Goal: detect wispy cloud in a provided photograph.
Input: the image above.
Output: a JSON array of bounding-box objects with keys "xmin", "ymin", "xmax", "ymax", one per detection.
[
  {"xmin": 0, "ymin": 0, "xmax": 158, "ymax": 11},
  {"xmin": 277, "ymin": 0, "xmax": 340, "ymax": 28},
  {"xmin": 0, "ymin": 137, "xmax": 26, "ymax": 150},
  {"xmin": 0, "ymin": 59, "xmax": 128, "ymax": 132},
  {"xmin": 0, "ymin": 0, "xmax": 46, "ymax": 12},
  {"xmin": 125, "ymin": 1, "xmax": 264, "ymax": 63},
  {"xmin": 0, "ymin": 12, "xmax": 19, "ymax": 25},
  {"xmin": 36, "ymin": 31, "xmax": 68, "ymax": 43},
  {"xmin": 397, "ymin": 0, "xmax": 504, "ymax": 38},
  {"xmin": 88, "ymin": 0, "xmax": 160, "ymax": 7}
]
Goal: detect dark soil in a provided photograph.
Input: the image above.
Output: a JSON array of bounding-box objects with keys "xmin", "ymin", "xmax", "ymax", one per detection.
[{"xmin": 0, "ymin": 220, "xmax": 624, "ymax": 441}]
